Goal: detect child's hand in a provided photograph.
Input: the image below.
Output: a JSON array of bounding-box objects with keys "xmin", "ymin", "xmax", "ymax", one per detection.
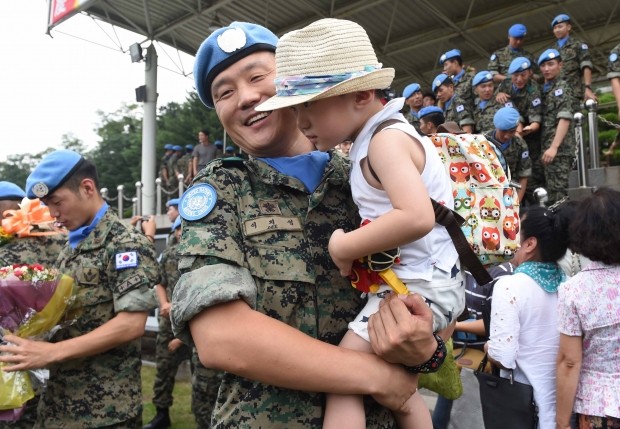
[{"xmin": 328, "ymin": 229, "xmax": 353, "ymax": 276}]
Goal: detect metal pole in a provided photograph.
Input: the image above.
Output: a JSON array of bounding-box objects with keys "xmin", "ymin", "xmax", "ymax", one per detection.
[
  {"xmin": 101, "ymin": 187, "xmax": 108, "ymax": 200},
  {"xmin": 141, "ymin": 44, "xmax": 158, "ymax": 216},
  {"xmin": 117, "ymin": 185, "xmax": 124, "ymax": 216},
  {"xmin": 574, "ymin": 112, "xmax": 587, "ymax": 187},
  {"xmin": 178, "ymin": 174, "xmax": 184, "ymax": 197},
  {"xmin": 136, "ymin": 182, "xmax": 143, "ymax": 215},
  {"xmin": 585, "ymin": 99, "xmax": 600, "ymax": 169},
  {"xmin": 132, "ymin": 197, "xmax": 138, "ymax": 218},
  {"xmin": 155, "ymin": 178, "xmax": 162, "ymax": 216}
]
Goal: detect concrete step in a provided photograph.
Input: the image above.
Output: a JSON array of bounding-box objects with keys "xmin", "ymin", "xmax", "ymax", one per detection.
[{"xmin": 569, "ymin": 165, "xmax": 620, "ymax": 189}]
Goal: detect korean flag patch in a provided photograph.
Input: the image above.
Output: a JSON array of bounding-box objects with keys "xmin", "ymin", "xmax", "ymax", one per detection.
[
  {"xmin": 522, "ymin": 150, "xmax": 529, "ymax": 159},
  {"xmin": 505, "ymin": 102, "xmax": 514, "ymax": 108},
  {"xmin": 116, "ymin": 251, "xmax": 138, "ymax": 270},
  {"xmin": 581, "ymin": 43, "xmax": 588, "ymax": 50},
  {"xmin": 554, "ymin": 88, "xmax": 563, "ymax": 97},
  {"xmin": 490, "ymin": 54, "xmax": 497, "ymax": 61},
  {"xmin": 456, "ymin": 104, "xmax": 465, "ymax": 112},
  {"xmin": 532, "ymin": 98, "xmax": 541, "ymax": 106}
]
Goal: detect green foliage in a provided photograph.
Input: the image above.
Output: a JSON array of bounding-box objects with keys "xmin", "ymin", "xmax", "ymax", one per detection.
[
  {"xmin": 596, "ymin": 91, "xmax": 620, "ymax": 166},
  {"xmin": 0, "ymin": 150, "xmax": 53, "ymax": 189}
]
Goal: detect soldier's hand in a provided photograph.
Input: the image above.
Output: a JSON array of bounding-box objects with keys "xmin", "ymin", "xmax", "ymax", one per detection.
[
  {"xmin": 495, "ymin": 92, "xmax": 510, "ymax": 104},
  {"xmin": 542, "ymin": 146, "xmax": 558, "ymax": 165},
  {"xmin": 168, "ymin": 338, "xmax": 183, "ymax": 352},
  {"xmin": 160, "ymin": 302, "xmax": 172, "ymax": 318},
  {"xmin": 584, "ymin": 87, "xmax": 598, "ymax": 103},
  {"xmin": 0, "ymin": 334, "xmax": 58, "ymax": 371},
  {"xmin": 368, "ymin": 293, "xmax": 435, "ymax": 366}
]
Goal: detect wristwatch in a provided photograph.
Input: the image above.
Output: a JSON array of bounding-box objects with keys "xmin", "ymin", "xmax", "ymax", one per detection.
[{"xmin": 403, "ymin": 332, "xmax": 447, "ymax": 374}]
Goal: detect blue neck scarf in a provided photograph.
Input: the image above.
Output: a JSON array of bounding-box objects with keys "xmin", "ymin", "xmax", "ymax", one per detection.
[
  {"xmin": 452, "ymin": 69, "xmax": 465, "ymax": 84},
  {"xmin": 68, "ymin": 202, "xmax": 109, "ymax": 249},
  {"xmin": 557, "ymin": 36, "xmax": 569, "ymax": 48},
  {"xmin": 444, "ymin": 96, "xmax": 453, "ymax": 111},
  {"xmin": 543, "ymin": 80, "xmax": 556, "ymax": 93},
  {"xmin": 512, "ymin": 83, "xmax": 523, "ymax": 94},
  {"xmin": 478, "ymin": 100, "xmax": 489, "ymax": 110},
  {"xmin": 492, "ymin": 131, "xmax": 511, "ymax": 152},
  {"xmin": 259, "ymin": 151, "xmax": 330, "ymax": 193},
  {"xmin": 514, "ymin": 261, "xmax": 565, "ymax": 293}
]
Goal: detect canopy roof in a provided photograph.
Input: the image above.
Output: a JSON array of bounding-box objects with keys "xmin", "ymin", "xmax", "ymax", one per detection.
[{"xmin": 65, "ymin": 0, "xmax": 620, "ymax": 93}]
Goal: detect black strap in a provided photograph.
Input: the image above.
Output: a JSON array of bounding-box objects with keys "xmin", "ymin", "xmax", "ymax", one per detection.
[{"xmin": 371, "ymin": 120, "xmax": 493, "ymax": 287}]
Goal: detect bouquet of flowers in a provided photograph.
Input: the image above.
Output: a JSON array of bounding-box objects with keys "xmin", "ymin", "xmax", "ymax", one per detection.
[{"xmin": 0, "ymin": 264, "xmax": 76, "ymax": 420}]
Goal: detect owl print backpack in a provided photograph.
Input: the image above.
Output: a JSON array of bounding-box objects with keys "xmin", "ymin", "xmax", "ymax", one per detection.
[{"xmin": 429, "ymin": 131, "xmax": 520, "ymax": 266}]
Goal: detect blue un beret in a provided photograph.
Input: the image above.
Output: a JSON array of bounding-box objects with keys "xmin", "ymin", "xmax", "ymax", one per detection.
[
  {"xmin": 185, "ymin": 144, "xmax": 194, "ymax": 151},
  {"xmin": 552, "ymin": 14, "xmax": 570, "ymax": 28},
  {"xmin": 164, "ymin": 143, "xmax": 174, "ymax": 150},
  {"xmin": 26, "ymin": 150, "xmax": 84, "ymax": 199},
  {"xmin": 494, "ymin": 107, "xmax": 520, "ymax": 131},
  {"xmin": 171, "ymin": 216, "xmax": 182, "ymax": 232},
  {"xmin": 439, "ymin": 49, "xmax": 461, "ymax": 65},
  {"xmin": 508, "ymin": 24, "xmax": 527, "ymax": 38},
  {"xmin": 166, "ymin": 198, "xmax": 180, "ymax": 207},
  {"xmin": 432, "ymin": 73, "xmax": 451, "ymax": 93},
  {"xmin": 173, "ymin": 145, "xmax": 183, "ymax": 151},
  {"xmin": 472, "ymin": 71, "xmax": 493, "ymax": 87},
  {"xmin": 0, "ymin": 181, "xmax": 26, "ymax": 201},
  {"xmin": 508, "ymin": 57, "xmax": 532, "ymax": 74},
  {"xmin": 194, "ymin": 22, "xmax": 278, "ymax": 108},
  {"xmin": 538, "ymin": 48, "xmax": 561, "ymax": 66},
  {"xmin": 214, "ymin": 140, "xmax": 223, "ymax": 148},
  {"xmin": 418, "ymin": 106, "xmax": 444, "ymax": 120},
  {"xmin": 402, "ymin": 83, "xmax": 421, "ymax": 99},
  {"xmin": 225, "ymin": 146, "xmax": 235, "ymax": 153}
]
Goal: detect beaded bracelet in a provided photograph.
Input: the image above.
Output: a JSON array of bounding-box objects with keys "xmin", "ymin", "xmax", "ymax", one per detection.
[{"xmin": 403, "ymin": 332, "xmax": 447, "ymax": 374}]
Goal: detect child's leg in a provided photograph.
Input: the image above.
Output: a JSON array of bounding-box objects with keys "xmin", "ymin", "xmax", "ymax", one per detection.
[
  {"xmin": 393, "ymin": 389, "xmax": 433, "ymax": 429},
  {"xmin": 323, "ymin": 330, "xmax": 371, "ymax": 429}
]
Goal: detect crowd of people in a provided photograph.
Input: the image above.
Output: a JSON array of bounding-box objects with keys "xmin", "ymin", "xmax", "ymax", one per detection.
[{"xmin": 0, "ymin": 11, "xmax": 619, "ymax": 429}]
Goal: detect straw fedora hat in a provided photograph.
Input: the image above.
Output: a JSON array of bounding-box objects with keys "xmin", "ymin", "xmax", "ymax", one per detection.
[{"xmin": 256, "ymin": 18, "xmax": 394, "ymax": 111}]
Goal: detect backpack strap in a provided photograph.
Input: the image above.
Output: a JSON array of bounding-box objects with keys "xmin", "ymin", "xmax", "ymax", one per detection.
[{"xmin": 371, "ymin": 120, "xmax": 493, "ymax": 286}]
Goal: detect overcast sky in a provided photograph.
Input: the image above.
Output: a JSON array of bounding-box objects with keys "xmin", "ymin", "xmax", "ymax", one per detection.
[{"xmin": 0, "ymin": 2, "xmax": 196, "ymax": 163}]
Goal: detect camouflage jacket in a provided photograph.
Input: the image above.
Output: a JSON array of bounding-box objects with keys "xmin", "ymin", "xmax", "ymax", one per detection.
[
  {"xmin": 445, "ymin": 93, "xmax": 475, "ymax": 129},
  {"xmin": 541, "ymin": 78, "xmax": 575, "ymax": 156},
  {"xmin": 473, "ymin": 97, "xmax": 502, "ymax": 134},
  {"xmin": 37, "ymin": 208, "xmax": 159, "ymax": 428},
  {"xmin": 160, "ymin": 240, "xmax": 180, "ymax": 301},
  {"xmin": 554, "ymin": 36, "xmax": 593, "ymax": 101},
  {"xmin": 0, "ymin": 233, "xmax": 66, "ymax": 267},
  {"xmin": 485, "ymin": 132, "xmax": 532, "ymax": 179},
  {"xmin": 607, "ymin": 43, "xmax": 620, "ymax": 79},
  {"xmin": 487, "ymin": 45, "xmax": 539, "ymax": 78},
  {"xmin": 172, "ymin": 156, "xmax": 395, "ymax": 429},
  {"xmin": 496, "ymin": 79, "xmax": 543, "ymax": 126},
  {"xmin": 452, "ymin": 67, "xmax": 476, "ymax": 112}
]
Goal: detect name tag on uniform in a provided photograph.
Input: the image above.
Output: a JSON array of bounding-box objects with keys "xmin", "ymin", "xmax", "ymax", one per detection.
[
  {"xmin": 554, "ymin": 88, "xmax": 563, "ymax": 97},
  {"xmin": 456, "ymin": 104, "xmax": 465, "ymax": 112},
  {"xmin": 116, "ymin": 251, "xmax": 138, "ymax": 270},
  {"xmin": 532, "ymin": 98, "xmax": 541, "ymax": 106},
  {"xmin": 243, "ymin": 216, "xmax": 303, "ymax": 237}
]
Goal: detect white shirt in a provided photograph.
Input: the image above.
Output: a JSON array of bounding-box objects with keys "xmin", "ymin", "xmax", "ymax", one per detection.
[{"xmin": 488, "ymin": 272, "xmax": 559, "ymax": 429}]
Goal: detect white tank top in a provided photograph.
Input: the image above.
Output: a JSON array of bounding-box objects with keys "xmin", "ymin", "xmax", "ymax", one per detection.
[{"xmin": 349, "ymin": 98, "xmax": 458, "ymax": 281}]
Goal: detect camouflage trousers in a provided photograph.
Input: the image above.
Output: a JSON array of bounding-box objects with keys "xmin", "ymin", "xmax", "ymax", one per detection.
[
  {"xmin": 0, "ymin": 397, "xmax": 38, "ymax": 429},
  {"xmin": 527, "ymin": 155, "xmax": 573, "ymax": 206},
  {"xmin": 151, "ymin": 315, "xmax": 191, "ymax": 409},
  {"xmin": 191, "ymin": 349, "xmax": 223, "ymax": 429}
]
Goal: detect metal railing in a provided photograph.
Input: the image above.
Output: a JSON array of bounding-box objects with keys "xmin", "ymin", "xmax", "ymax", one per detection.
[{"xmin": 101, "ymin": 174, "xmax": 187, "ymax": 218}]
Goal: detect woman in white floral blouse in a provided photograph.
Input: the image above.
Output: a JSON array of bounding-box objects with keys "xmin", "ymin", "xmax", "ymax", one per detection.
[{"xmin": 556, "ymin": 188, "xmax": 620, "ymax": 429}]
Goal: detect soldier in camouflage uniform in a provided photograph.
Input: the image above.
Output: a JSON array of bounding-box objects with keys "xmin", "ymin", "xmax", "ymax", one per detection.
[
  {"xmin": 178, "ymin": 144, "xmax": 194, "ymax": 185},
  {"xmin": 402, "ymin": 83, "xmax": 423, "ymax": 128},
  {"xmin": 432, "ymin": 73, "xmax": 475, "ymax": 133},
  {"xmin": 0, "ymin": 150, "xmax": 159, "ymax": 428},
  {"xmin": 609, "ymin": 43, "xmax": 620, "ymax": 117},
  {"xmin": 170, "ymin": 21, "xmax": 438, "ymax": 429},
  {"xmin": 471, "ymin": 70, "xmax": 501, "ymax": 134},
  {"xmin": 484, "ymin": 107, "xmax": 532, "ymax": 202},
  {"xmin": 440, "ymin": 48, "xmax": 476, "ymax": 113},
  {"xmin": 190, "ymin": 348, "xmax": 222, "ymax": 428},
  {"xmin": 496, "ymin": 57, "xmax": 543, "ymax": 204},
  {"xmin": 487, "ymin": 23, "xmax": 539, "ymax": 84},
  {"xmin": 144, "ymin": 217, "xmax": 190, "ymax": 429},
  {"xmin": 537, "ymin": 49, "xmax": 576, "ymax": 206},
  {"xmin": 549, "ymin": 14, "xmax": 595, "ymax": 108},
  {"xmin": 166, "ymin": 146, "xmax": 184, "ymax": 192}
]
